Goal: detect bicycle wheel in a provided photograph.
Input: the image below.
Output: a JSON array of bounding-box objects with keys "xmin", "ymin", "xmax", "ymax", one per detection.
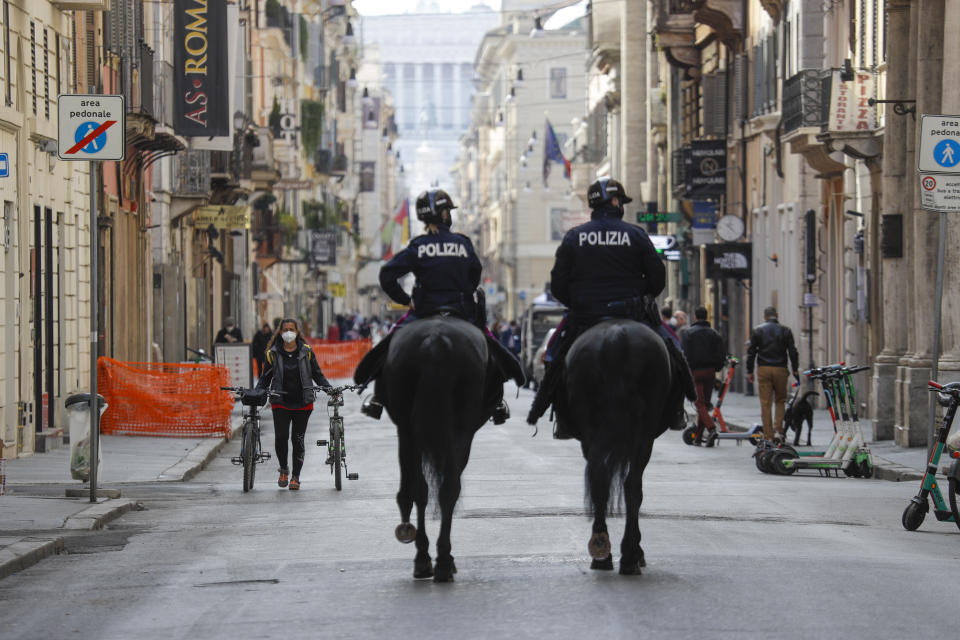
[
  {"xmin": 242, "ymin": 422, "xmax": 255, "ymax": 493},
  {"xmin": 333, "ymin": 423, "xmax": 343, "ymax": 491}
]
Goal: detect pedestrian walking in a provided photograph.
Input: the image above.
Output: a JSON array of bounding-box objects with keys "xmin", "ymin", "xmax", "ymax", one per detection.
[
  {"xmin": 251, "ymin": 323, "xmax": 272, "ymax": 378},
  {"xmin": 214, "ymin": 316, "xmax": 243, "ymax": 344},
  {"xmin": 682, "ymin": 306, "xmax": 726, "ymax": 445},
  {"xmin": 746, "ymin": 306, "xmax": 799, "ymax": 443},
  {"xmin": 256, "ymin": 318, "xmax": 333, "ymax": 490},
  {"xmin": 659, "ymin": 306, "xmax": 681, "ymax": 349}
]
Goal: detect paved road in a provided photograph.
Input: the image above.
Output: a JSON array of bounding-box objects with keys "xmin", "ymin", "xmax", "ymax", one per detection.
[{"xmin": 1, "ymin": 385, "xmax": 958, "ymax": 639}]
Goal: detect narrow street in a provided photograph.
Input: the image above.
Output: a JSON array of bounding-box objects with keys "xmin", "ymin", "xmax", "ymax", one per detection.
[{"xmin": 1, "ymin": 386, "xmax": 956, "ymax": 640}]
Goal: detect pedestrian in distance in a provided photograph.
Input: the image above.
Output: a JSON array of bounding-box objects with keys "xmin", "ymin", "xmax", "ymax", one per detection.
[
  {"xmin": 251, "ymin": 322, "xmax": 272, "ymax": 378},
  {"xmin": 509, "ymin": 320, "xmax": 522, "ymax": 357},
  {"xmin": 658, "ymin": 305, "xmax": 681, "ymax": 349},
  {"xmin": 682, "ymin": 306, "xmax": 726, "ymax": 445},
  {"xmin": 746, "ymin": 306, "xmax": 800, "ymax": 444},
  {"xmin": 256, "ymin": 318, "xmax": 333, "ymax": 491},
  {"xmin": 674, "ymin": 309, "xmax": 690, "ymax": 347},
  {"xmin": 214, "ymin": 316, "xmax": 243, "ymax": 344}
]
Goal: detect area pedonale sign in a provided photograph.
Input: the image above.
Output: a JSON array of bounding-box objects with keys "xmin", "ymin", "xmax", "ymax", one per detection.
[{"xmin": 173, "ymin": 0, "xmax": 228, "ymax": 137}]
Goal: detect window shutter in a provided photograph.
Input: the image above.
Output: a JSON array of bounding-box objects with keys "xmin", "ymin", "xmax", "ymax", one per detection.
[
  {"xmin": 702, "ymin": 71, "xmax": 727, "ymax": 137},
  {"xmin": 85, "ymin": 12, "xmax": 97, "ymax": 91},
  {"xmin": 733, "ymin": 53, "xmax": 745, "ymax": 122}
]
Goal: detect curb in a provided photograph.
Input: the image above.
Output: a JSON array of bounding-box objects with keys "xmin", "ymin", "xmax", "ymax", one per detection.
[
  {"xmin": 62, "ymin": 498, "xmax": 137, "ymax": 530},
  {"xmin": 155, "ymin": 414, "xmax": 243, "ymax": 482},
  {"xmin": 0, "ymin": 537, "xmax": 64, "ymax": 581}
]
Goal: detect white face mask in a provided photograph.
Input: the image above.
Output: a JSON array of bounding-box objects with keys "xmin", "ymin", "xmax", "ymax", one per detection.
[{"xmin": 281, "ymin": 331, "xmax": 297, "ymax": 344}]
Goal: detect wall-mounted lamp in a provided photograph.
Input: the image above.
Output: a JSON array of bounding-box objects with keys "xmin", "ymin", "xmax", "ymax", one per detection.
[
  {"xmin": 530, "ymin": 16, "xmax": 544, "ymax": 38},
  {"xmin": 343, "ymin": 20, "xmax": 355, "ymax": 46},
  {"xmin": 347, "ymin": 68, "xmax": 358, "ymax": 89}
]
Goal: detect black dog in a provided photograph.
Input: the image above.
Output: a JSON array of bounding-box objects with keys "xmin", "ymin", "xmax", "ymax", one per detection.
[{"xmin": 784, "ymin": 389, "xmax": 819, "ymax": 446}]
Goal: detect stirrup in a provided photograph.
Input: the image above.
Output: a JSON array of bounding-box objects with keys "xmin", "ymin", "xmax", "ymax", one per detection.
[{"xmin": 361, "ymin": 396, "xmax": 384, "ymax": 419}]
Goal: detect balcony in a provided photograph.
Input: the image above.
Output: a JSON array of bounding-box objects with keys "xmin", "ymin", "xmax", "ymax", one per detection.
[
  {"xmin": 51, "ymin": 0, "xmax": 106, "ymax": 8},
  {"xmin": 651, "ymin": 0, "xmax": 698, "ymax": 72},
  {"xmin": 687, "ymin": 0, "xmax": 742, "ymax": 47},
  {"xmin": 173, "ymin": 150, "xmax": 211, "ymax": 197},
  {"xmin": 782, "ymin": 70, "xmax": 828, "ymax": 135}
]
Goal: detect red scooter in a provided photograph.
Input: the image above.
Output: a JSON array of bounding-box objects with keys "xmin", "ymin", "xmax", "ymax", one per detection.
[{"xmin": 683, "ymin": 357, "xmax": 760, "ymax": 446}]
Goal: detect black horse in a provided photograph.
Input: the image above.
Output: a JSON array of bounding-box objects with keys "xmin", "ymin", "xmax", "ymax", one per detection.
[
  {"xmin": 560, "ymin": 318, "xmax": 678, "ymax": 575},
  {"xmin": 373, "ymin": 316, "xmax": 505, "ymax": 582}
]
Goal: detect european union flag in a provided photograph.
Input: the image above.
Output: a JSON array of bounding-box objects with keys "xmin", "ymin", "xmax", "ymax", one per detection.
[{"xmin": 543, "ymin": 119, "xmax": 570, "ymax": 187}]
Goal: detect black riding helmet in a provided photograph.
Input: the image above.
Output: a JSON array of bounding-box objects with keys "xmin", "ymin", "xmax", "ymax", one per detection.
[
  {"xmin": 415, "ymin": 188, "xmax": 457, "ymax": 226},
  {"xmin": 586, "ymin": 178, "xmax": 633, "ymax": 218}
]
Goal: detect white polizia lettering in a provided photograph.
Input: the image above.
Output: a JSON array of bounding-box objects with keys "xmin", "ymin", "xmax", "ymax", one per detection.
[
  {"xmin": 417, "ymin": 242, "xmax": 469, "ymax": 258},
  {"xmin": 577, "ymin": 230, "xmax": 632, "ymax": 247}
]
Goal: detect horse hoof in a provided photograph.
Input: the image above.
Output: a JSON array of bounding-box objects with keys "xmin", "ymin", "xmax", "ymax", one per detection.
[
  {"xmin": 413, "ymin": 556, "xmax": 434, "ymax": 580},
  {"xmin": 434, "ymin": 557, "xmax": 455, "ymax": 582},
  {"xmin": 588, "ymin": 532, "xmax": 611, "ymax": 560},
  {"xmin": 618, "ymin": 560, "xmax": 642, "ymax": 576},
  {"xmin": 590, "ymin": 555, "xmax": 613, "ymax": 571},
  {"xmin": 638, "ymin": 549, "xmax": 646, "ymax": 568},
  {"xmin": 395, "ymin": 523, "xmax": 416, "ymax": 544}
]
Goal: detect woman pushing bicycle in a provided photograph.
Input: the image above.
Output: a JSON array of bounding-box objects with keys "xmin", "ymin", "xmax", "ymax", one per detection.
[{"xmin": 256, "ymin": 318, "xmax": 332, "ymax": 490}]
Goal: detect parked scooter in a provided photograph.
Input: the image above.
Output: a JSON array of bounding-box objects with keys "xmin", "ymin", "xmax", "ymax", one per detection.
[{"xmin": 901, "ymin": 380, "xmax": 960, "ymax": 532}]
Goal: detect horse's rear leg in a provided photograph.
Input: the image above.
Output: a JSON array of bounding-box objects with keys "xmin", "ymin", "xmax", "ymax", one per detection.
[
  {"xmin": 395, "ymin": 433, "xmax": 432, "ymax": 578},
  {"xmin": 586, "ymin": 447, "xmax": 612, "ymax": 570},
  {"xmin": 620, "ymin": 440, "xmax": 653, "ymax": 576},
  {"xmin": 434, "ymin": 466, "xmax": 461, "ymax": 583}
]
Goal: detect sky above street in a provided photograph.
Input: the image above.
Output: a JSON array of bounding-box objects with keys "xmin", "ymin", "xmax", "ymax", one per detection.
[{"xmin": 354, "ymin": 0, "xmax": 499, "ymax": 15}]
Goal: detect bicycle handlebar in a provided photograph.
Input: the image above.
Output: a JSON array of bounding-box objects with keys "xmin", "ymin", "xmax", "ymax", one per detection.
[
  {"xmin": 929, "ymin": 380, "xmax": 960, "ymax": 397},
  {"xmin": 304, "ymin": 384, "xmax": 363, "ymax": 395},
  {"xmin": 220, "ymin": 386, "xmax": 284, "ymax": 398}
]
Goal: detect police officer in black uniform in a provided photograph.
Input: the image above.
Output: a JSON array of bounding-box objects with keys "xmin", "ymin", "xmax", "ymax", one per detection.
[
  {"xmin": 527, "ymin": 178, "xmax": 696, "ymax": 437},
  {"xmin": 358, "ymin": 188, "xmax": 519, "ymax": 423}
]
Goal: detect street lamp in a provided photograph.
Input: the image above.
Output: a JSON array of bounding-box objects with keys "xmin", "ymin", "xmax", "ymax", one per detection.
[
  {"xmin": 343, "ymin": 20, "xmax": 356, "ymax": 46},
  {"xmin": 530, "ymin": 16, "xmax": 544, "ymax": 38},
  {"xmin": 347, "ymin": 68, "xmax": 358, "ymax": 89}
]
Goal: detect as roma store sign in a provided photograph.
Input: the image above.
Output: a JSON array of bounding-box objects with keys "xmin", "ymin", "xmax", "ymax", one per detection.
[{"xmin": 174, "ymin": 0, "xmax": 228, "ymax": 137}]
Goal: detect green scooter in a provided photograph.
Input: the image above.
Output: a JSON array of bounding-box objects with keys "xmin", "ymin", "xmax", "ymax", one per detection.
[{"xmin": 901, "ymin": 380, "xmax": 960, "ymax": 532}]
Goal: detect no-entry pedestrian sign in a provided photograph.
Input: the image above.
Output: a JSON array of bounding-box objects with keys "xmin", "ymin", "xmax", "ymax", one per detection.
[{"xmin": 57, "ymin": 94, "xmax": 125, "ymax": 161}]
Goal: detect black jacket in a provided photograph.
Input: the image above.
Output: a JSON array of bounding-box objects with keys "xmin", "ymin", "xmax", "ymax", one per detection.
[
  {"xmin": 256, "ymin": 341, "xmax": 331, "ymax": 409},
  {"xmin": 379, "ymin": 226, "xmax": 482, "ymax": 319},
  {"xmin": 251, "ymin": 331, "xmax": 271, "ymax": 362},
  {"xmin": 550, "ymin": 212, "xmax": 665, "ymax": 314},
  {"xmin": 746, "ymin": 319, "xmax": 799, "ymax": 373},
  {"xmin": 683, "ymin": 321, "xmax": 726, "ymax": 371},
  {"xmin": 214, "ymin": 327, "xmax": 243, "ymax": 344}
]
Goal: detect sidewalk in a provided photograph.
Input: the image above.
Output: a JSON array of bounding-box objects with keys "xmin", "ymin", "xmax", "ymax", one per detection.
[
  {"xmin": 0, "ymin": 409, "xmax": 243, "ymax": 581},
  {"xmin": 714, "ymin": 391, "xmax": 933, "ymax": 482}
]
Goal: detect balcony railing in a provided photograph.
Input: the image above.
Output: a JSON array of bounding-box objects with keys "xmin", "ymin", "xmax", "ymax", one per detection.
[
  {"xmin": 782, "ymin": 69, "xmax": 828, "ymax": 134},
  {"xmin": 173, "ymin": 150, "xmax": 211, "ymax": 196}
]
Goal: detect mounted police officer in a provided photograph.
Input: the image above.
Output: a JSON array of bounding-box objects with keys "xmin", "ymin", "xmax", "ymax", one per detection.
[
  {"xmin": 357, "ymin": 188, "xmax": 522, "ymax": 423},
  {"xmin": 527, "ymin": 178, "xmax": 697, "ymax": 438}
]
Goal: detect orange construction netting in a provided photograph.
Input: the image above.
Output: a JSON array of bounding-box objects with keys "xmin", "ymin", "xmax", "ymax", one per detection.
[
  {"xmin": 98, "ymin": 357, "xmax": 234, "ymax": 438},
  {"xmin": 304, "ymin": 338, "xmax": 372, "ymax": 379}
]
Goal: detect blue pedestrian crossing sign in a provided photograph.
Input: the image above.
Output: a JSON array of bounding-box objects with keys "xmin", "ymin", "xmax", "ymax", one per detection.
[
  {"xmin": 919, "ymin": 114, "xmax": 960, "ymax": 174},
  {"xmin": 0, "ymin": 153, "xmax": 8, "ymax": 178},
  {"xmin": 933, "ymin": 140, "xmax": 960, "ymax": 168}
]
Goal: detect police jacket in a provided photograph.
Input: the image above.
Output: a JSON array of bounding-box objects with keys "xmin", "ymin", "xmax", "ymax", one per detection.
[
  {"xmin": 550, "ymin": 210, "xmax": 665, "ymax": 314},
  {"xmin": 379, "ymin": 225, "xmax": 482, "ymax": 318},
  {"xmin": 256, "ymin": 341, "xmax": 331, "ymax": 409},
  {"xmin": 746, "ymin": 319, "xmax": 799, "ymax": 373},
  {"xmin": 683, "ymin": 320, "xmax": 726, "ymax": 371}
]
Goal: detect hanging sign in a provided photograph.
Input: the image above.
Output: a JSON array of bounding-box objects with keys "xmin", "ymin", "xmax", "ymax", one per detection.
[{"xmin": 174, "ymin": 0, "xmax": 229, "ymax": 137}]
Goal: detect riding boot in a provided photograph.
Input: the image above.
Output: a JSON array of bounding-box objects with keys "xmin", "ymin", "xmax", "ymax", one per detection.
[
  {"xmin": 492, "ymin": 399, "xmax": 510, "ymax": 425},
  {"xmin": 663, "ymin": 337, "xmax": 698, "ymax": 403},
  {"xmin": 361, "ymin": 395, "xmax": 384, "ymax": 419},
  {"xmin": 527, "ymin": 359, "xmax": 562, "ymax": 426}
]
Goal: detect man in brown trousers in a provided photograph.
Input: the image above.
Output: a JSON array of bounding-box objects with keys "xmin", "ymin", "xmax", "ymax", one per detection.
[{"xmin": 746, "ymin": 306, "xmax": 799, "ymax": 443}]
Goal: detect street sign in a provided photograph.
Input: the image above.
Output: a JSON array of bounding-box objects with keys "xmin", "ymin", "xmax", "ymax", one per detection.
[
  {"xmin": 636, "ymin": 212, "xmax": 683, "ymax": 224},
  {"xmin": 57, "ymin": 94, "xmax": 125, "ymax": 161},
  {"xmin": 648, "ymin": 234, "xmax": 678, "ymax": 252},
  {"xmin": 919, "ymin": 173, "xmax": 960, "ymax": 212},
  {"xmin": 0, "ymin": 153, "xmax": 8, "ymax": 177},
  {"xmin": 918, "ymin": 114, "xmax": 960, "ymax": 173}
]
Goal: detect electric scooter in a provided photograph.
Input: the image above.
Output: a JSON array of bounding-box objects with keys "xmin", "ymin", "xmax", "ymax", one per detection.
[
  {"xmin": 902, "ymin": 380, "xmax": 960, "ymax": 532},
  {"xmin": 767, "ymin": 364, "xmax": 873, "ymax": 477},
  {"xmin": 682, "ymin": 357, "xmax": 763, "ymax": 446}
]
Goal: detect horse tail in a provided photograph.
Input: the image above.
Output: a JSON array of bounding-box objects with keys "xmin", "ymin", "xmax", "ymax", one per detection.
[
  {"xmin": 582, "ymin": 324, "xmax": 639, "ymax": 514},
  {"xmin": 411, "ymin": 332, "xmax": 455, "ymax": 490}
]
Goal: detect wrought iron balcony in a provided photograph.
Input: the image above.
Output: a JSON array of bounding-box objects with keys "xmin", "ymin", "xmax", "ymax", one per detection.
[
  {"xmin": 173, "ymin": 150, "xmax": 211, "ymax": 196},
  {"xmin": 782, "ymin": 70, "xmax": 828, "ymax": 135}
]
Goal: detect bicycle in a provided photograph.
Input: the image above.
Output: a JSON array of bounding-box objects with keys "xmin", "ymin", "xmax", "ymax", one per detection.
[
  {"xmin": 222, "ymin": 386, "xmax": 280, "ymax": 492},
  {"xmin": 308, "ymin": 384, "xmax": 362, "ymax": 491}
]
